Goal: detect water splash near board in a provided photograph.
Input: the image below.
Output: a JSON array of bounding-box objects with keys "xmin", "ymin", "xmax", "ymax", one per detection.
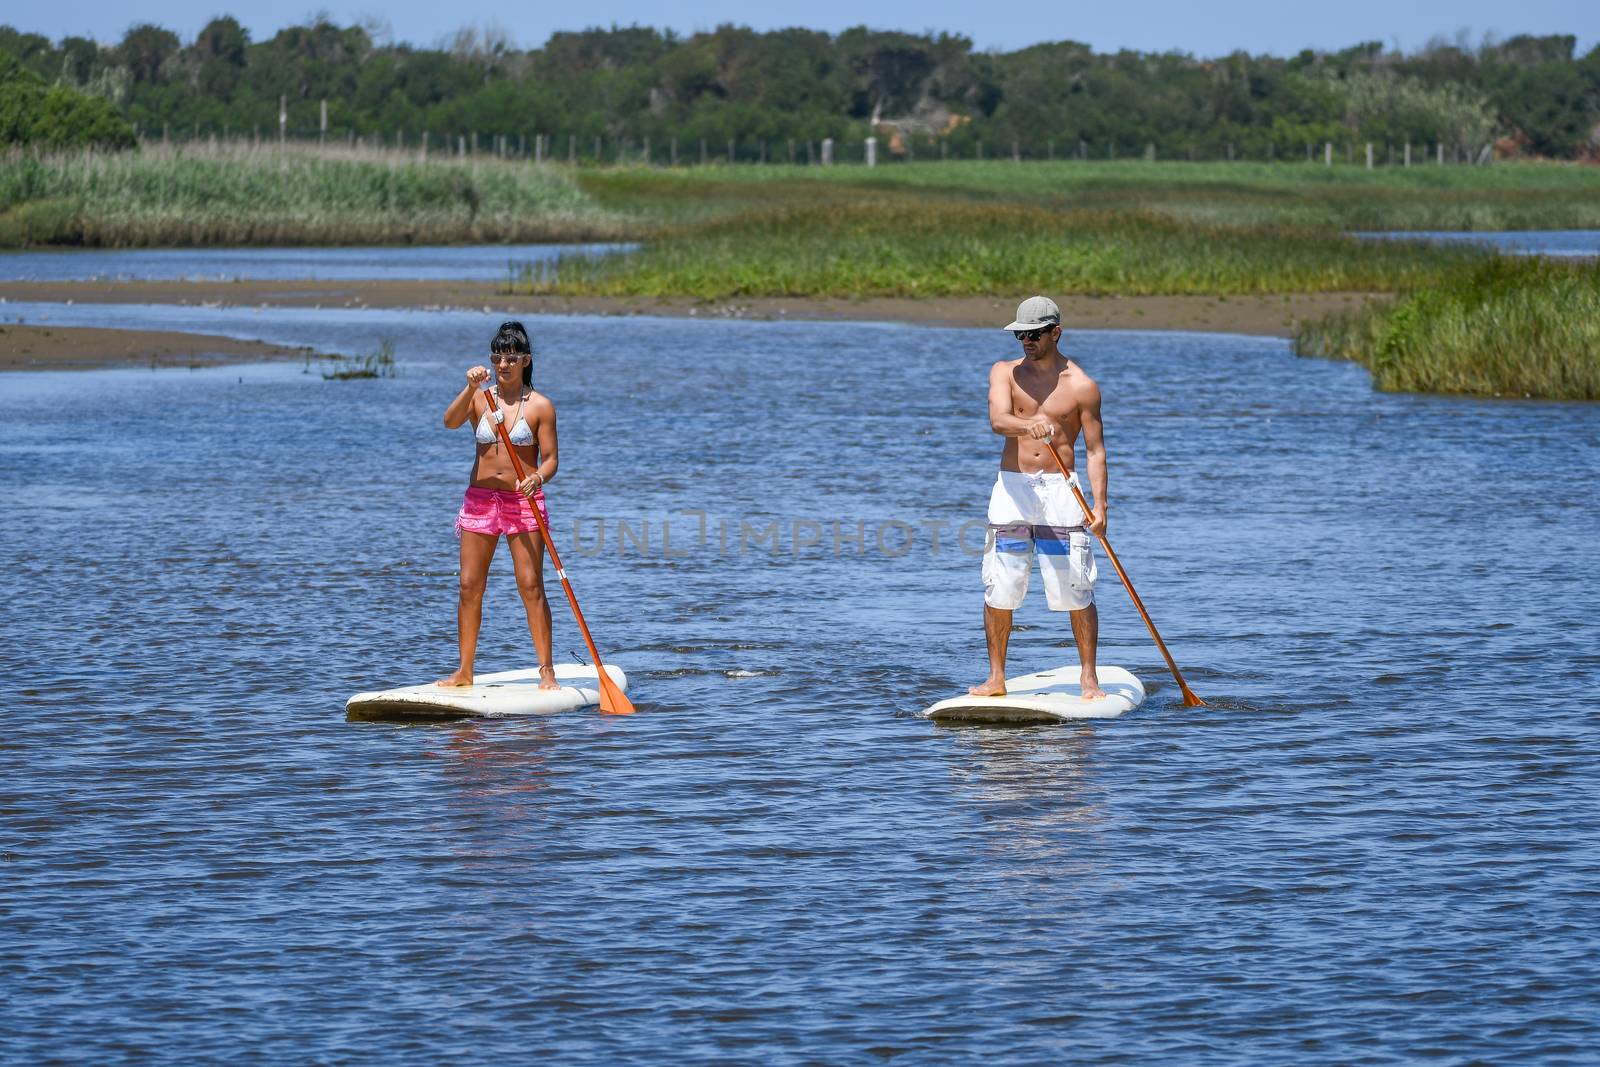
[{"xmin": 923, "ymin": 664, "xmax": 1144, "ymax": 724}]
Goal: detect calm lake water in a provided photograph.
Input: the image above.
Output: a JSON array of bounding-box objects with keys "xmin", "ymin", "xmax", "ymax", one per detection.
[
  {"xmin": 2, "ymin": 300, "xmax": 1598, "ymax": 1063},
  {"xmin": 0, "ymin": 242, "xmax": 630, "ymax": 283},
  {"xmin": 1354, "ymin": 229, "xmax": 1600, "ymax": 257}
]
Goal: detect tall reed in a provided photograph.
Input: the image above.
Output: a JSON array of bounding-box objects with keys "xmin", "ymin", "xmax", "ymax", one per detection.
[
  {"xmin": 0, "ymin": 142, "xmax": 620, "ymax": 246},
  {"xmin": 1294, "ymin": 257, "xmax": 1600, "ymax": 399},
  {"xmin": 579, "ymin": 160, "xmax": 1600, "ymax": 232}
]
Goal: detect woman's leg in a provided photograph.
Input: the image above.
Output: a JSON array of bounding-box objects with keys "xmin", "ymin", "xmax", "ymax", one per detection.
[
  {"xmin": 438, "ymin": 531, "xmax": 498, "ymax": 686},
  {"xmin": 506, "ymin": 531, "xmax": 557, "ymax": 689}
]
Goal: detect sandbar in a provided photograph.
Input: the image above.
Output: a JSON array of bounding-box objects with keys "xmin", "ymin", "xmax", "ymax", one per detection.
[
  {"xmin": 0, "ymin": 279, "xmax": 1382, "ymax": 340},
  {"xmin": 0, "ymin": 322, "xmax": 318, "ymax": 371}
]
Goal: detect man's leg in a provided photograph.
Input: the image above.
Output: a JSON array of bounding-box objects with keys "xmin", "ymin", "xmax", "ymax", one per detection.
[
  {"xmin": 1070, "ymin": 602, "xmax": 1104, "ymax": 699},
  {"xmin": 971, "ymin": 605, "xmax": 1013, "ymax": 696},
  {"xmin": 975, "ymin": 518, "xmax": 1031, "ymax": 696},
  {"xmin": 1039, "ymin": 524, "xmax": 1103, "ymax": 699}
]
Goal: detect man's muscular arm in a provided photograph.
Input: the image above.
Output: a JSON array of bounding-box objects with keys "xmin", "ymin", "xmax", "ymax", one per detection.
[
  {"xmin": 987, "ymin": 361, "xmax": 1055, "ymax": 438},
  {"xmin": 1078, "ymin": 379, "xmax": 1108, "ymax": 536}
]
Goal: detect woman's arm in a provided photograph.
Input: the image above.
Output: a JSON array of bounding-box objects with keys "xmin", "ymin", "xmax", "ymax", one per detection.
[{"xmin": 444, "ymin": 366, "xmax": 490, "ymax": 428}]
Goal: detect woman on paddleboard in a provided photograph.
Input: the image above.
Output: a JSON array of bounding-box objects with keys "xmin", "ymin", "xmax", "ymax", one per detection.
[{"xmin": 437, "ymin": 321, "xmax": 560, "ymax": 690}]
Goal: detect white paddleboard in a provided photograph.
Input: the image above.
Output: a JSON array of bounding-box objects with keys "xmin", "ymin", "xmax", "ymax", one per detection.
[
  {"xmin": 346, "ymin": 663, "xmax": 627, "ymax": 721},
  {"xmin": 924, "ymin": 664, "xmax": 1144, "ymax": 724}
]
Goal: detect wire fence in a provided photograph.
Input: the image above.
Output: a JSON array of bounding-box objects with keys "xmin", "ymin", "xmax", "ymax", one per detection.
[{"xmin": 128, "ymin": 122, "xmax": 1500, "ymax": 170}]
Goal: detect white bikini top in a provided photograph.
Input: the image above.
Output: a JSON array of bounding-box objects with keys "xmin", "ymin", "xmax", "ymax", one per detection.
[{"xmin": 475, "ymin": 396, "xmax": 533, "ymax": 446}]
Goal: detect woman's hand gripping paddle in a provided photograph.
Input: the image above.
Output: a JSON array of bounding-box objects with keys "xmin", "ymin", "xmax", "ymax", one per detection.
[
  {"xmin": 481, "ymin": 388, "xmax": 635, "ymax": 714},
  {"xmin": 1043, "ymin": 433, "xmax": 1207, "ymax": 708}
]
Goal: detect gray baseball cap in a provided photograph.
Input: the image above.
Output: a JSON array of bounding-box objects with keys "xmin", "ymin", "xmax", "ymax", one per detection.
[{"xmin": 1003, "ymin": 295, "xmax": 1061, "ymax": 331}]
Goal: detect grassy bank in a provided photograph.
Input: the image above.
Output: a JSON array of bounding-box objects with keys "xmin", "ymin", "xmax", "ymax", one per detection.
[
  {"xmin": 6, "ymin": 152, "xmax": 1599, "ymax": 250},
  {"xmin": 1294, "ymin": 257, "xmax": 1600, "ymax": 399},
  {"xmin": 523, "ymin": 198, "xmax": 1489, "ymax": 299},
  {"xmin": 577, "ymin": 160, "xmax": 1600, "ymax": 232},
  {"xmin": 0, "ymin": 143, "xmax": 621, "ymax": 246},
  {"xmin": 512, "ymin": 161, "xmax": 1600, "ymax": 301}
]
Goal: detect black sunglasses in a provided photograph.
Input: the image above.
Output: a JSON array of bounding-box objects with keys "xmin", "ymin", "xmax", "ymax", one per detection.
[{"xmin": 1014, "ymin": 326, "xmax": 1055, "ymax": 341}]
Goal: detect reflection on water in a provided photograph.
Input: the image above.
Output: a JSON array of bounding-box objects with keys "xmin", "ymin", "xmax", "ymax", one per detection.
[
  {"xmin": 2, "ymin": 300, "xmax": 1598, "ymax": 1061},
  {"xmin": 431, "ymin": 722, "xmax": 555, "ymax": 797},
  {"xmin": 946, "ymin": 727, "xmax": 1103, "ymax": 874}
]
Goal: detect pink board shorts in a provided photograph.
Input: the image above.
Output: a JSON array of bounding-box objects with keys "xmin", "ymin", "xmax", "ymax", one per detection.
[{"xmin": 455, "ymin": 486, "xmax": 550, "ymax": 539}]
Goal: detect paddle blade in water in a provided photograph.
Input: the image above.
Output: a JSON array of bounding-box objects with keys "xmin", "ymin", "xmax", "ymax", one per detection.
[{"xmin": 598, "ymin": 672, "xmax": 635, "ymax": 715}]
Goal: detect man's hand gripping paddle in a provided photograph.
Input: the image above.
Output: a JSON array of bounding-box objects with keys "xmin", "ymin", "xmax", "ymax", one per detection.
[
  {"xmin": 1043, "ymin": 432, "xmax": 1206, "ymax": 707},
  {"xmin": 481, "ymin": 387, "xmax": 634, "ymax": 714}
]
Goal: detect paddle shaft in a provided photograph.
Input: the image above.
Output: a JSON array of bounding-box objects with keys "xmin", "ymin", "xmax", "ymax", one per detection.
[
  {"xmin": 478, "ymin": 387, "xmax": 632, "ymax": 713},
  {"xmin": 1043, "ymin": 436, "xmax": 1206, "ymax": 707}
]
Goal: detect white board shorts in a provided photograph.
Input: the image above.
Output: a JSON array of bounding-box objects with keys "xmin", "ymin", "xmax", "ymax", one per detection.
[{"xmin": 982, "ymin": 470, "xmax": 1098, "ymax": 612}]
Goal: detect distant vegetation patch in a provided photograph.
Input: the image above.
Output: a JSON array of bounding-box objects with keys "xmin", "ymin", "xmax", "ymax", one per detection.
[
  {"xmin": 1295, "ymin": 257, "xmax": 1600, "ymax": 399},
  {"xmin": 575, "ymin": 161, "xmax": 1600, "ymax": 232},
  {"xmin": 320, "ymin": 339, "xmax": 398, "ymax": 380},
  {"xmin": 520, "ymin": 171, "xmax": 1498, "ymax": 299},
  {"xmin": 0, "ymin": 142, "xmax": 621, "ymax": 247}
]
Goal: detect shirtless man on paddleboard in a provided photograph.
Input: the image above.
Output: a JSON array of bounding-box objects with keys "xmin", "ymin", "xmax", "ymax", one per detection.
[{"xmin": 972, "ymin": 295, "xmax": 1108, "ymax": 699}]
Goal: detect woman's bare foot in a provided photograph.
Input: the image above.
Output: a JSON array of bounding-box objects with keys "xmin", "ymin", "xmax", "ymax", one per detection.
[
  {"xmin": 436, "ymin": 668, "xmax": 474, "ymax": 688},
  {"xmin": 969, "ymin": 675, "xmax": 1007, "ymax": 697},
  {"xmin": 537, "ymin": 664, "xmax": 561, "ymax": 691},
  {"xmin": 1080, "ymin": 672, "xmax": 1106, "ymax": 700}
]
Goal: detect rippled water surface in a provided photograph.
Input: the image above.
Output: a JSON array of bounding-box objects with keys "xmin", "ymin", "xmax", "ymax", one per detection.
[
  {"xmin": 0, "ymin": 242, "xmax": 629, "ymax": 283},
  {"xmin": 3, "ymin": 303, "xmax": 1598, "ymax": 1063}
]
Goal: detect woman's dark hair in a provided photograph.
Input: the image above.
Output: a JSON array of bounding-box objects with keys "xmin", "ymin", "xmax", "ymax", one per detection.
[{"xmin": 491, "ymin": 320, "xmax": 533, "ymax": 386}]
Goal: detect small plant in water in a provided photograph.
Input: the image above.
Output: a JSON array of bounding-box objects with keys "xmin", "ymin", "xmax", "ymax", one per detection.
[{"xmin": 323, "ymin": 340, "xmax": 397, "ymax": 380}]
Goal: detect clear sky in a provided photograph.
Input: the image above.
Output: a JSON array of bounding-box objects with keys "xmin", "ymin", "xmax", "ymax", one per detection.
[{"xmin": 12, "ymin": 0, "xmax": 1595, "ymax": 58}]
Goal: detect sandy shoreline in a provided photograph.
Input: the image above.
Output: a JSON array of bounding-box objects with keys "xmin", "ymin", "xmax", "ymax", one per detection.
[
  {"xmin": 0, "ymin": 278, "xmax": 1382, "ymax": 369},
  {"xmin": 0, "ymin": 323, "xmax": 319, "ymax": 371}
]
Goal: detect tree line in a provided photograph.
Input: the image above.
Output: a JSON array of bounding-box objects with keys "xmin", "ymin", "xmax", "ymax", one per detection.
[{"xmin": 1, "ymin": 19, "xmax": 1596, "ymax": 160}]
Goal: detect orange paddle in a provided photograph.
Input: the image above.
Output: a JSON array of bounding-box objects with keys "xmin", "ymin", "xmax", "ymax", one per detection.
[
  {"xmin": 479, "ymin": 387, "xmax": 634, "ymax": 714},
  {"xmin": 1044, "ymin": 435, "xmax": 1206, "ymax": 707}
]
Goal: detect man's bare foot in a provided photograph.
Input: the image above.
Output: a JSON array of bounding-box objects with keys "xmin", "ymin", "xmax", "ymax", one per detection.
[
  {"xmin": 537, "ymin": 665, "xmax": 561, "ymax": 691},
  {"xmin": 1080, "ymin": 673, "xmax": 1106, "ymax": 700},
  {"xmin": 436, "ymin": 669, "xmax": 474, "ymax": 688},
  {"xmin": 969, "ymin": 675, "xmax": 1008, "ymax": 697}
]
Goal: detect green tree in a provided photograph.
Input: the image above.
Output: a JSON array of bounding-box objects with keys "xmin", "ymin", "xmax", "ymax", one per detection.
[
  {"xmin": 118, "ymin": 24, "xmax": 180, "ymax": 84},
  {"xmin": 0, "ymin": 52, "xmax": 134, "ymax": 147}
]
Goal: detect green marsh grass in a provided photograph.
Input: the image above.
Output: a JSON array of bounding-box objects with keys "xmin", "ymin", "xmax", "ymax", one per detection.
[
  {"xmin": 1294, "ymin": 257, "xmax": 1600, "ymax": 399},
  {"xmin": 0, "ymin": 142, "xmax": 621, "ymax": 246},
  {"xmin": 524, "ymin": 198, "xmax": 1490, "ymax": 299},
  {"xmin": 578, "ymin": 160, "xmax": 1600, "ymax": 232},
  {"xmin": 321, "ymin": 339, "xmax": 398, "ymax": 380}
]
